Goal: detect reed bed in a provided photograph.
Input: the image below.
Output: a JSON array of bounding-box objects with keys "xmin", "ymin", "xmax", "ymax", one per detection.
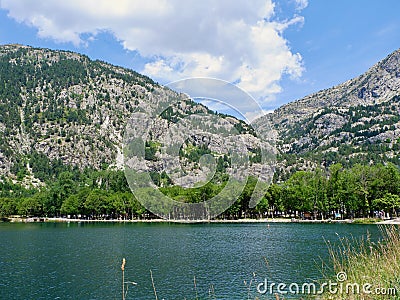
[{"xmin": 319, "ymin": 225, "xmax": 400, "ymax": 299}]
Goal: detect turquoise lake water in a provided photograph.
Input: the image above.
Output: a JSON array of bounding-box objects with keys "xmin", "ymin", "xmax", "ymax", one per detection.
[{"xmin": 0, "ymin": 222, "xmax": 381, "ymax": 299}]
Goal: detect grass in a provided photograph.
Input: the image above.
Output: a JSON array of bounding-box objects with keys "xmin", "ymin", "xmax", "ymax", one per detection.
[
  {"xmin": 352, "ymin": 218, "xmax": 381, "ymax": 224},
  {"xmin": 318, "ymin": 225, "xmax": 400, "ymax": 299}
]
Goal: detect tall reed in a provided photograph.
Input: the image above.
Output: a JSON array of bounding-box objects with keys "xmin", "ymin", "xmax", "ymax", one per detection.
[{"xmin": 319, "ymin": 225, "xmax": 400, "ymax": 299}]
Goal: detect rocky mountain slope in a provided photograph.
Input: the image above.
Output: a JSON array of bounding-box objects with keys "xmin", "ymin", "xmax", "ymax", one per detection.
[
  {"xmin": 0, "ymin": 44, "xmax": 266, "ymax": 186},
  {"xmin": 266, "ymin": 48, "xmax": 400, "ymax": 180},
  {"xmin": 2, "ymin": 44, "xmax": 400, "ymax": 187},
  {"xmin": 272, "ymin": 49, "xmax": 400, "ymax": 126}
]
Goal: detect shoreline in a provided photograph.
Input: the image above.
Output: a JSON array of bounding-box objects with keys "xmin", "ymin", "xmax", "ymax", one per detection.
[{"xmin": 4, "ymin": 216, "xmax": 399, "ymax": 224}]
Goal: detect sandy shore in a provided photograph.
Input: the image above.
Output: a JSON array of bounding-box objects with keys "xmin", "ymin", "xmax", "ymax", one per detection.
[
  {"xmin": 8, "ymin": 216, "xmax": 293, "ymax": 223},
  {"xmin": 43, "ymin": 217, "xmax": 292, "ymax": 224},
  {"xmin": 378, "ymin": 218, "xmax": 400, "ymax": 224},
  {"xmin": 6, "ymin": 215, "xmax": 400, "ymax": 224},
  {"xmin": 7, "ymin": 216, "xmax": 392, "ymax": 224}
]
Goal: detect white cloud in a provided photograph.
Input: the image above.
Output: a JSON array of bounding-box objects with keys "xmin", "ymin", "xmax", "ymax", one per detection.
[
  {"xmin": 294, "ymin": 0, "xmax": 308, "ymax": 11},
  {"xmin": 244, "ymin": 110, "xmax": 269, "ymax": 123},
  {"xmin": 1, "ymin": 0, "xmax": 306, "ymax": 105}
]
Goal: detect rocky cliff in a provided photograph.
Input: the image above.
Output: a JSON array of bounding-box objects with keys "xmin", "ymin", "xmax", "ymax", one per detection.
[
  {"xmin": 0, "ymin": 45, "xmax": 267, "ymax": 186},
  {"xmin": 265, "ymin": 48, "xmax": 400, "ymax": 180}
]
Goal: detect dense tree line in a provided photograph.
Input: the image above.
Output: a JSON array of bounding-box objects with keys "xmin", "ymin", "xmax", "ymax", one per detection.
[
  {"xmin": 1, "ymin": 163, "xmax": 400, "ymax": 220},
  {"xmin": 0, "ymin": 170, "xmax": 146, "ymax": 220},
  {"xmin": 266, "ymin": 163, "xmax": 400, "ymax": 219}
]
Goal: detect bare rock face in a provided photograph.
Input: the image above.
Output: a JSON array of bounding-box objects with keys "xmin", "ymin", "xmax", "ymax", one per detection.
[
  {"xmin": 0, "ymin": 45, "xmax": 272, "ymax": 186},
  {"xmin": 3, "ymin": 44, "xmax": 400, "ymax": 185},
  {"xmin": 270, "ymin": 49, "xmax": 400, "ymax": 128},
  {"xmin": 255, "ymin": 48, "xmax": 400, "ymax": 179}
]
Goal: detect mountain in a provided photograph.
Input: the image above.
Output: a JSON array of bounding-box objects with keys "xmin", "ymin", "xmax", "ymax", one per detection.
[
  {"xmin": 0, "ymin": 44, "xmax": 265, "ymax": 187},
  {"xmin": 2, "ymin": 44, "xmax": 400, "ymax": 188},
  {"xmin": 1, "ymin": 44, "xmax": 400, "ymax": 220},
  {"xmin": 267, "ymin": 48, "xmax": 400, "ymax": 180}
]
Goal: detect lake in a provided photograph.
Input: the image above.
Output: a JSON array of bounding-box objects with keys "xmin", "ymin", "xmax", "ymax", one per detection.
[{"xmin": 0, "ymin": 222, "xmax": 381, "ymax": 299}]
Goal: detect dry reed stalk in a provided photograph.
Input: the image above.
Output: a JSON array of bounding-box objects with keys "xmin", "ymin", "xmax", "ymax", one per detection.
[
  {"xmin": 121, "ymin": 258, "xmax": 126, "ymax": 300},
  {"xmin": 150, "ymin": 269, "xmax": 158, "ymax": 300},
  {"xmin": 193, "ymin": 275, "xmax": 199, "ymax": 300},
  {"xmin": 321, "ymin": 225, "xmax": 400, "ymax": 299}
]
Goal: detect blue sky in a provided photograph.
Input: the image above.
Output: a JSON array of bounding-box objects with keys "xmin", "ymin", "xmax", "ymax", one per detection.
[{"xmin": 0, "ymin": 0, "xmax": 399, "ymax": 118}]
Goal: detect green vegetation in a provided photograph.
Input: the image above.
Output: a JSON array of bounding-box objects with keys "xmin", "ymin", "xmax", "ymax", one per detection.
[
  {"xmin": 1, "ymin": 162, "xmax": 400, "ymax": 221},
  {"xmin": 276, "ymin": 97, "xmax": 400, "ymax": 181},
  {"xmin": 0, "ymin": 169, "xmax": 146, "ymax": 219},
  {"xmin": 352, "ymin": 218, "xmax": 381, "ymax": 224},
  {"xmin": 269, "ymin": 162, "xmax": 400, "ymax": 219},
  {"xmin": 1, "ymin": 45, "xmax": 400, "ymax": 222},
  {"xmin": 0, "ymin": 167, "xmax": 260, "ymax": 220},
  {"xmin": 319, "ymin": 225, "xmax": 400, "ymax": 299},
  {"xmin": 0, "ymin": 46, "xmax": 146, "ymax": 171}
]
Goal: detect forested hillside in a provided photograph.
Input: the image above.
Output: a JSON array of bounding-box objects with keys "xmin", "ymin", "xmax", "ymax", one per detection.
[
  {"xmin": 1, "ymin": 45, "xmax": 400, "ymax": 220},
  {"xmin": 0, "ymin": 45, "xmax": 264, "ymax": 220}
]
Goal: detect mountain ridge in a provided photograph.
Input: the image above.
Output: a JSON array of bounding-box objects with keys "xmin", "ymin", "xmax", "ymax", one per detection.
[
  {"xmin": 0, "ymin": 44, "xmax": 265, "ymax": 187},
  {"xmin": 1, "ymin": 44, "xmax": 400, "ymax": 185},
  {"xmin": 270, "ymin": 48, "xmax": 400, "ymax": 127},
  {"xmin": 265, "ymin": 48, "xmax": 400, "ymax": 180}
]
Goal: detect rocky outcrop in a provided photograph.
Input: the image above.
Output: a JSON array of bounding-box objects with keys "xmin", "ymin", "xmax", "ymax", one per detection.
[
  {"xmin": 261, "ymin": 48, "xmax": 400, "ymax": 179},
  {"xmin": 0, "ymin": 45, "xmax": 271, "ymax": 186}
]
